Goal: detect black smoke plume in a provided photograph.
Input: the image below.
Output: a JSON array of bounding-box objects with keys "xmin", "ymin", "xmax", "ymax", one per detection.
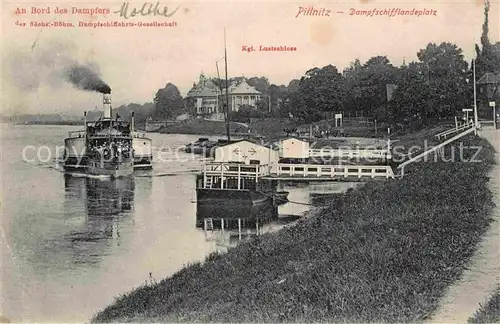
[
  {"xmin": 6, "ymin": 38, "xmax": 111, "ymax": 94},
  {"xmin": 66, "ymin": 64, "xmax": 111, "ymax": 94}
]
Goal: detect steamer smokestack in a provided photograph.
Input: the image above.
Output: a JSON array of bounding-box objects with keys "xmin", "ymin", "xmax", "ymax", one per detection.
[{"xmin": 103, "ymin": 93, "xmax": 112, "ymax": 118}]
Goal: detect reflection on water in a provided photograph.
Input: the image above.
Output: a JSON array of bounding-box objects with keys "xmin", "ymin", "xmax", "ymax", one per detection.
[
  {"xmin": 22, "ymin": 175, "xmax": 138, "ymax": 273},
  {"xmin": 80, "ymin": 175, "xmax": 134, "ymax": 216},
  {"xmin": 196, "ymin": 200, "xmax": 278, "ymax": 228},
  {"xmin": 1, "ymin": 125, "xmax": 364, "ymax": 322},
  {"xmin": 61, "ymin": 175, "xmax": 135, "ymax": 264},
  {"xmin": 197, "ymin": 200, "xmax": 281, "ymax": 247},
  {"xmin": 196, "ymin": 180, "xmax": 359, "ymax": 247}
]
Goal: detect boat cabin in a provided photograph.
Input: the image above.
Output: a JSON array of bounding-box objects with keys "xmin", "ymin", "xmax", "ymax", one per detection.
[
  {"xmin": 214, "ymin": 140, "xmax": 279, "ymax": 165},
  {"xmin": 279, "ymin": 137, "xmax": 310, "ymax": 159}
]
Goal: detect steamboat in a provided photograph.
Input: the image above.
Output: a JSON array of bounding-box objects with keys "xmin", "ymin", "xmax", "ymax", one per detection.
[
  {"xmin": 85, "ymin": 93, "xmax": 133, "ymax": 177},
  {"xmin": 63, "ymin": 93, "xmax": 153, "ymax": 172}
]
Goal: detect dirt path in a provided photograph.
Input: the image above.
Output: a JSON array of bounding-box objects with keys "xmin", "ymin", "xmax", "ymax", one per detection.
[{"xmin": 427, "ymin": 127, "xmax": 500, "ymax": 323}]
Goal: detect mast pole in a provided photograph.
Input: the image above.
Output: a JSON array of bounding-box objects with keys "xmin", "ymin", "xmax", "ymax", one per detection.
[
  {"xmin": 109, "ymin": 95, "xmax": 113, "ymax": 151},
  {"xmin": 216, "ymin": 61, "xmax": 222, "ymax": 114},
  {"xmin": 224, "ymin": 28, "xmax": 231, "ymax": 141},
  {"xmin": 84, "ymin": 111, "xmax": 87, "ymax": 148},
  {"xmin": 473, "ymin": 58, "xmax": 478, "ymax": 134}
]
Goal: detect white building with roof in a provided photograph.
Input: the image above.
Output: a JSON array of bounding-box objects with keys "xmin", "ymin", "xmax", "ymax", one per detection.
[
  {"xmin": 185, "ymin": 73, "xmax": 262, "ymax": 118},
  {"xmin": 185, "ymin": 73, "xmax": 220, "ymax": 118},
  {"xmin": 221, "ymin": 79, "xmax": 262, "ymax": 112},
  {"xmin": 214, "ymin": 140, "xmax": 279, "ymax": 165},
  {"xmin": 280, "ymin": 137, "xmax": 310, "ymax": 159}
]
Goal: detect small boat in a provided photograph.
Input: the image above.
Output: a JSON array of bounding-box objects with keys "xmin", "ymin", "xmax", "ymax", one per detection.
[
  {"xmin": 185, "ymin": 137, "xmax": 209, "ymax": 153},
  {"xmin": 189, "ymin": 138, "xmax": 221, "ymax": 156},
  {"xmin": 273, "ymin": 190, "xmax": 289, "ymax": 200},
  {"xmin": 203, "ymin": 140, "xmax": 219, "ymax": 157},
  {"xmin": 272, "ymin": 191, "xmax": 289, "ymax": 205}
]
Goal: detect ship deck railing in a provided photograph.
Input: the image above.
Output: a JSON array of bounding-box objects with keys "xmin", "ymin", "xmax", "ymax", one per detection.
[
  {"xmin": 66, "ymin": 130, "xmax": 148, "ymax": 139},
  {"xmin": 131, "ymin": 131, "xmax": 148, "ymax": 138},
  {"xmin": 67, "ymin": 130, "xmax": 85, "ymax": 138},
  {"xmin": 87, "ymin": 135, "xmax": 133, "ymax": 140}
]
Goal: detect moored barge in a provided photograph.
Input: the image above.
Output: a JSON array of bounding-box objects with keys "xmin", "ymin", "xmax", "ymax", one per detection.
[{"xmin": 196, "ymin": 162, "xmax": 274, "ymax": 205}]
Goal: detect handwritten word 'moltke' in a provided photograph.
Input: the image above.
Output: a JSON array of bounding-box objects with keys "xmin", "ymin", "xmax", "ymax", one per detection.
[
  {"xmin": 296, "ymin": 6, "xmax": 330, "ymax": 18},
  {"xmin": 114, "ymin": 2, "xmax": 179, "ymax": 19}
]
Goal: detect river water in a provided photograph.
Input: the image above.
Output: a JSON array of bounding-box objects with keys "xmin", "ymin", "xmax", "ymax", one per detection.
[{"xmin": 0, "ymin": 125, "xmax": 357, "ymax": 323}]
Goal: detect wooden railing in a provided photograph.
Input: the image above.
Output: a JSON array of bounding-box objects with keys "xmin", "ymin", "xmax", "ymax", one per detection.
[
  {"xmin": 203, "ymin": 162, "xmax": 271, "ymax": 178},
  {"xmin": 269, "ymin": 164, "xmax": 395, "ymax": 179},
  {"xmin": 399, "ymin": 126, "xmax": 477, "ymax": 176},
  {"xmin": 308, "ymin": 148, "xmax": 391, "ymax": 159},
  {"xmin": 202, "ymin": 162, "xmax": 395, "ymax": 181}
]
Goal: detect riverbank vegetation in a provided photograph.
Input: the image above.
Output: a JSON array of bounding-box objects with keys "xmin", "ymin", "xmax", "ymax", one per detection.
[
  {"xmin": 468, "ymin": 287, "xmax": 500, "ymax": 323},
  {"xmin": 158, "ymin": 119, "xmax": 250, "ymax": 135},
  {"xmin": 110, "ymin": 1, "xmax": 499, "ymax": 135},
  {"xmin": 92, "ymin": 134, "xmax": 496, "ymax": 323}
]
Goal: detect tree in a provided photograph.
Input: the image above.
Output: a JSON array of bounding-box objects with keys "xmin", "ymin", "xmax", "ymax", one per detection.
[
  {"xmin": 229, "ymin": 105, "xmax": 270, "ymax": 122},
  {"xmin": 247, "ymin": 77, "xmax": 270, "ymax": 95},
  {"xmin": 417, "ymin": 42, "xmax": 471, "ymax": 118},
  {"xmin": 341, "ymin": 57, "xmax": 399, "ymax": 118},
  {"xmin": 290, "ymin": 65, "xmax": 345, "ymax": 122},
  {"xmin": 342, "ymin": 59, "xmax": 363, "ymax": 116},
  {"xmin": 115, "ymin": 102, "xmax": 155, "ymax": 125},
  {"xmin": 475, "ymin": 0, "xmax": 500, "ymax": 76},
  {"xmin": 287, "ymin": 79, "xmax": 300, "ymax": 93},
  {"xmin": 153, "ymin": 83, "xmax": 184, "ymax": 119},
  {"xmin": 389, "ymin": 62, "xmax": 431, "ymax": 128}
]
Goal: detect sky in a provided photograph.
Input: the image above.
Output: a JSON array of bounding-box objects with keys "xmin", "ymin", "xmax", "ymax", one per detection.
[{"xmin": 1, "ymin": 0, "xmax": 499, "ymax": 115}]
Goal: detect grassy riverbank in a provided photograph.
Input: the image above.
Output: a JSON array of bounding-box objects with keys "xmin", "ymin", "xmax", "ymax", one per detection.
[
  {"xmin": 93, "ymin": 134, "xmax": 496, "ymax": 323},
  {"xmin": 159, "ymin": 119, "xmax": 250, "ymax": 135}
]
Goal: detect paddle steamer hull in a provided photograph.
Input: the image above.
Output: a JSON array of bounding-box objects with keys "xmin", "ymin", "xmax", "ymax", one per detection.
[
  {"xmin": 86, "ymin": 160, "xmax": 134, "ymax": 178},
  {"xmin": 63, "ymin": 133, "xmax": 152, "ymax": 170}
]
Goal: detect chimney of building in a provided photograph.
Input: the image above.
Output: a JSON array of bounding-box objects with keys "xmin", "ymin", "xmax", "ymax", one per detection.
[{"xmin": 103, "ymin": 93, "xmax": 112, "ymax": 118}]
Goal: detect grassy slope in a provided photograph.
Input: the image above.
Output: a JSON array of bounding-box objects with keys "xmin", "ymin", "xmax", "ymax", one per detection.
[
  {"xmin": 468, "ymin": 287, "xmax": 500, "ymax": 323},
  {"xmin": 157, "ymin": 118, "xmax": 384, "ymax": 138},
  {"xmin": 93, "ymin": 135, "xmax": 496, "ymax": 323}
]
